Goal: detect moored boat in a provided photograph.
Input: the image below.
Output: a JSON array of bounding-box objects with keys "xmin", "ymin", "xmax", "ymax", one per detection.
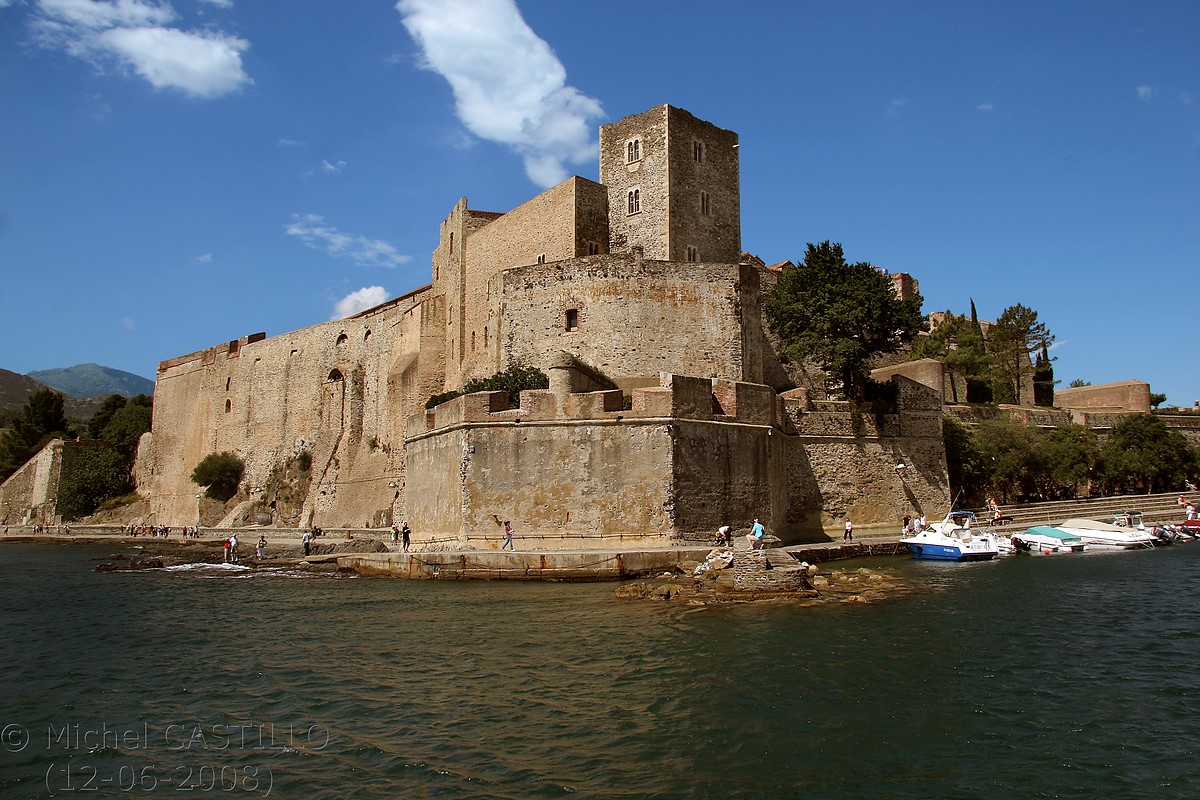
[
  {"xmin": 902, "ymin": 511, "xmax": 999, "ymax": 561},
  {"xmin": 1052, "ymin": 518, "xmax": 1155, "ymax": 550},
  {"xmin": 1011, "ymin": 525, "xmax": 1088, "ymax": 554}
]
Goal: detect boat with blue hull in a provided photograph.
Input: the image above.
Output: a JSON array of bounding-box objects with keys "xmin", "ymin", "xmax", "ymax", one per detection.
[{"xmin": 902, "ymin": 511, "xmax": 999, "ymax": 561}]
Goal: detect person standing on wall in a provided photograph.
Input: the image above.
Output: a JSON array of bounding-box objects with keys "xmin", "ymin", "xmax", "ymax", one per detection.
[
  {"xmin": 401, "ymin": 522, "xmax": 411, "ymax": 552},
  {"xmin": 843, "ymin": 519, "xmax": 853, "ymax": 542},
  {"xmin": 502, "ymin": 521, "xmax": 514, "ymax": 550},
  {"xmin": 302, "ymin": 530, "xmax": 312, "ymax": 557}
]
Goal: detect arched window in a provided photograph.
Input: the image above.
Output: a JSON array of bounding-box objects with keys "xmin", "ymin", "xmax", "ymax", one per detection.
[
  {"xmin": 627, "ymin": 188, "xmax": 640, "ymax": 215},
  {"xmin": 627, "ymin": 138, "xmax": 641, "ymax": 163},
  {"xmin": 224, "ymin": 399, "xmax": 231, "ymax": 413},
  {"xmin": 327, "ymin": 369, "xmax": 344, "ymax": 382}
]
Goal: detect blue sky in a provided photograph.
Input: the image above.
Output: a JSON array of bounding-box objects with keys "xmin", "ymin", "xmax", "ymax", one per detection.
[{"xmin": 1, "ymin": 0, "xmax": 1197, "ymax": 406}]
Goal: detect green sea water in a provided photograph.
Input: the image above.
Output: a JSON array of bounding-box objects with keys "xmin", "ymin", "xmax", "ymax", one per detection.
[{"xmin": 1, "ymin": 541, "xmax": 1197, "ymax": 799}]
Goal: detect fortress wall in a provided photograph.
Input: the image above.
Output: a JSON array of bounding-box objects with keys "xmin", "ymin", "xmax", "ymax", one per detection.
[
  {"xmin": 457, "ymin": 178, "xmax": 609, "ymax": 386},
  {"xmin": 0, "ymin": 438, "xmax": 64, "ymax": 526},
  {"xmin": 498, "ymin": 256, "xmax": 747, "ymax": 386},
  {"xmin": 404, "ymin": 420, "xmax": 675, "ymax": 549},
  {"xmin": 1055, "ymin": 380, "xmax": 1151, "ymax": 414},
  {"xmin": 148, "ymin": 293, "xmax": 428, "ymax": 527}
]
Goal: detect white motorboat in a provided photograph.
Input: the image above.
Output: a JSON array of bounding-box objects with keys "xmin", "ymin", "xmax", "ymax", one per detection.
[
  {"xmin": 1052, "ymin": 518, "xmax": 1155, "ymax": 550},
  {"xmin": 1011, "ymin": 525, "xmax": 1088, "ymax": 554},
  {"xmin": 902, "ymin": 511, "xmax": 1000, "ymax": 561}
]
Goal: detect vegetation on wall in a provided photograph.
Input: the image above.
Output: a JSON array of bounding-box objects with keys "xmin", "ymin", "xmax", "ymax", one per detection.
[
  {"xmin": 764, "ymin": 241, "xmax": 926, "ymax": 399},
  {"xmin": 191, "ymin": 451, "xmax": 245, "ymax": 501},
  {"xmin": 425, "ymin": 365, "xmax": 550, "ymax": 410}
]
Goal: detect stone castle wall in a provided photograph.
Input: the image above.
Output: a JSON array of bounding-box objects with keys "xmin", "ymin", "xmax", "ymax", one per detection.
[
  {"xmin": 497, "ymin": 254, "xmax": 760, "ymax": 388},
  {"xmin": 148, "ymin": 289, "xmax": 440, "ymax": 528},
  {"xmin": 401, "ymin": 373, "xmax": 948, "ymax": 550},
  {"xmin": 0, "ymin": 438, "xmax": 65, "ymax": 526},
  {"xmin": 1055, "ymin": 380, "xmax": 1151, "ymax": 414}
]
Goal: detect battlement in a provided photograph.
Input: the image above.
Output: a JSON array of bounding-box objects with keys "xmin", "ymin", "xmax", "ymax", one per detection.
[{"xmin": 407, "ymin": 373, "xmax": 778, "ymax": 440}]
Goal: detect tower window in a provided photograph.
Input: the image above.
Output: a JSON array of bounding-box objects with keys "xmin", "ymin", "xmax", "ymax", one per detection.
[
  {"xmin": 701, "ymin": 191, "xmax": 711, "ymax": 215},
  {"xmin": 537, "ymin": 253, "xmax": 546, "ymax": 264},
  {"xmin": 627, "ymin": 188, "xmax": 640, "ymax": 215},
  {"xmin": 587, "ymin": 240, "xmax": 600, "ymax": 255},
  {"xmin": 694, "ymin": 140, "xmax": 704, "ymax": 162},
  {"xmin": 627, "ymin": 138, "xmax": 641, "ymax": 163},
  {"xmin": 686, "ymin": 246, "xmax": 699, "ymax": 262},
  {"xmin": 565, "ymin": 308, "xmax": 579, "ymax": 331},
  {"xmin": 471, "ymin": 331, "xmax": 476, "ymax": 351}
]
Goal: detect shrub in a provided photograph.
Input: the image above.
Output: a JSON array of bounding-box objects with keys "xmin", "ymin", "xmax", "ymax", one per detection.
[{"xmin": 191, "ymin": 451, "xmax": 245, "ymax": 501}]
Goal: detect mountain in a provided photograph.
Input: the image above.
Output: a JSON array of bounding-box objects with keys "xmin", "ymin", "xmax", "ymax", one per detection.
[
  {"xmin": 0, "ymin": 369, "xmax": 104, "ymax": 423},
  {"xmin": 27, "ymin": 364, "xmax": 154, "ymax": 399}
]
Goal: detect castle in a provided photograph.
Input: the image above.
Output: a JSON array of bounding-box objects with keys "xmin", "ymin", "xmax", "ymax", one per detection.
[{"xmin": 143, "ymin": 105, "xmax": 950, "ymax": 546}]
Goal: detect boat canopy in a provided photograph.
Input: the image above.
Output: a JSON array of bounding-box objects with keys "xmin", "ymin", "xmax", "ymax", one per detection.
[{"xmin": 1024, "ymin": 526, "xmax": 1083, "ymax": 543}]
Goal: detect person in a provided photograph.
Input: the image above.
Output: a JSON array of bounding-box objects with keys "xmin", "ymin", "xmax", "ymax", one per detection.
[
  {"xmin": 401, "ymin": 522, "xmax": 411, "ymax": 552},
  {"xmin": 302, "ymin": 530, "xmax": 312, "ymax": 557},
  {"xmin": 843, "ymin": 519, "xmax": 853, "ymax": 542},
  {"xmin": 902, "ymin": 513, "xmax": 912, "ymax": 535},
  {"xmin": 746, "ymin": 518, "xmax": 765, "ymax": 549},
  {"xmin": 391, "ymin": 525, "xmax": 399, "ymax": 545},
  {"xmin": 229, "ymin": 534, "xmax": 239, "ymax": 563},
  {"xmin": 716, "ymin": 524, "xmax": 731, "ymax": 546},
  {"xmin": 1178, "ymin": 495, "xmax": 1188, "ymax": 508},
  {"xmin": 987, "ymin": 495, "xmax": 1002, "ymax": 522},
  {"xmin": 1188, "ymin": 503, "xmax": 1197, "ymax": 522},
  {"xmin": 256, "ymin": 536, "xmax": 267, "ymax": 559},
  {"xmin": 917, "ymin": 514, "xmax": 927, "ymax": 532},
  {"xmin": 223, "ymin": 538, "xmax": 232, "ymax": 563},
  {"xmin": 502, "ymin": 521, "xmax": 514, "ymax": 550}
]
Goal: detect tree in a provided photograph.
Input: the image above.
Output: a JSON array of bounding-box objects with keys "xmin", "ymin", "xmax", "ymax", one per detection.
[
  {"xmin": 427, "ymin": 364, "xmax": 551, "ymax": 410},
  {"xmin": 1098, "ymin": 414, "xmax": 1198, "ymax": 494},
  {"xmin": 973, "ymin": 417, "xmax": 1044, "ymax": 503},
  {"xmin": 987, "ymin": 304, "xmax": 1054, "ymax": 406},
  {"xmin": 191, "ymin": 452, "xmax": 245, "ymax": 501},
  {"xmin": 942, "ymin": 415, "xmax": 989, "ymax": 505},
  {"xmin": 911, "ymin": 312, "xmax": 988, "ymax": 404},
  {"xmin": 1069, "ymin": 379, "xmax": 1091, "ymax": 388},
  {"xmin": 1039, "ymin": 424, "xmax": 1100, "ymax": 498},
  {"xmin": 765, "ymin": 241, "xmax": 925, "ymax": 398},
  {"xmin": 100, "ymin": 395, "xmax": 152, "ymax": 458},
  {"xmin": 57, "ymin": 444, "xmax": 132, "ymax": 519},
  {"xmin": 87, "ymin": 394, "xmax": 128, "ymax": 439},
  {"xmin": 0, "ymin": 389, "xmax": 71, "ymax": 481},
  {"xmin": 1149, "ymin": 392, "xmax": 1167, "ymax": 410}
]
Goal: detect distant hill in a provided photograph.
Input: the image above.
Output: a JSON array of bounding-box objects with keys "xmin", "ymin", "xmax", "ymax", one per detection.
[
  {"xmin": 27, "ymin": 364, "xmax": 154, "ymax": 399},
  {"xmin": 0, "ymin": 369, "xmax": 104, "ymax": 423}
]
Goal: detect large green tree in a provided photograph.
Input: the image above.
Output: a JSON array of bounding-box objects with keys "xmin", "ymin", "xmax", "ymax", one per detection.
[
  {"xmin": 987, "ymin": 303, "xmax": 1054, "ymax": 405},
  {"xmin": 911, "ymin": 312, "xmax": 989, "ymax": 404},
  {"xmin": 1099, "ymin": 414, "xmax": 1198, "ymax": 494},
  {"xmin": 0, "ymin": 389, "xmax": 71, "ymax": 481},
  {"xmin": 1039, "ymin": 423, "xmax": 1100, "ymax": 498},
  {"xmin": 973, "ymin": 417, "xmax": 1045, "ymax": 503},
  {"xmin": 765, "ymin": 241, "xmax": 926, "ymax": 398},
  {"xmin": 57, "ymin": 445, "xmax": 133, "ymax": 519}
]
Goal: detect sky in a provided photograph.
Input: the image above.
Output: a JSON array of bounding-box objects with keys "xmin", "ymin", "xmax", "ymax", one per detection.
[{"xmin": 1, "ymin": 0, "xmax": 1197, "ymax": 406}]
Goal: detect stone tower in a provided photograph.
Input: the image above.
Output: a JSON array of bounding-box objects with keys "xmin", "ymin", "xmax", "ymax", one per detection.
[{"xmin": 599, "ymin": 105, "xmax": 740, "ymax": 264}]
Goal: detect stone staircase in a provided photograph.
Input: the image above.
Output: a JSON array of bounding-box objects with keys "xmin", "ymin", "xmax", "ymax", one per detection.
[{"xmin": 976, "ymin": 491, "xmax": 1192, "ymax": 530}]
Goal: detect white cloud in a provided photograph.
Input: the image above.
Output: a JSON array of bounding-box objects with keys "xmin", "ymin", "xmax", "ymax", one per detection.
[
  {"xmin": 32, "ymin": 0, "xmax": 251, "ymax": 98},
  {"xmin": 320, "ymin": 159, "xmax": 346, "ymax": 174},
  {"xmin": 276, "ymin": 137, "xmax": 302, "ymax": 147},
  {"xmin": 333, "ymin": 286, "xmax": 390, "ymax": 320},
  {"xmin": 977, "ymin": 102, "xmax": 994, "ymax": 112},
  {"xmin": 887, "ymin": 97, "xmax": 910, "ymax": 115},
  {"xmin": 285, "ymin": 213, "xmax": 411, "ymax": 269},
  {"xmin": 396, "ymin": 0, "xmax": 603, "ymax": 188},
  {"xmin": 121, "ymin": 316, "xmax": 136, "ymax": 330},
  {"xmin": 196, "ymin": 252, "xmax": 212, "ymax": 263},
  {"xmin": 1137, "ymin": 85, "xmax": 1156, "ymax": 102},
  {"xmin": 198, "ymin": 0, "xmax": 232, "ymax": 8}
]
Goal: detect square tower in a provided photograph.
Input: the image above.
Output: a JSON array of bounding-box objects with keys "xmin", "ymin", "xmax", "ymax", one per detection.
[{"xmin": 599, "ymin": 105, "xmax": 740, "ymax": 264}]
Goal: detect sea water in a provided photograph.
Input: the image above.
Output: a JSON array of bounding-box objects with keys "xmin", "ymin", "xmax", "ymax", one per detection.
[{"xmin": 0, "ymin": 542, "xmax": 1197, "ymax": 799}]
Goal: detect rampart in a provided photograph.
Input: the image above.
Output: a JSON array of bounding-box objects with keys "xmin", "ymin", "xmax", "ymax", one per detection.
[
  {"xmin": 402, "ymin": 372, "xmax": 948, "ymax": 550},
  {"xmin": 0, "ymin": 438, "xmax": 65, "ymax": 526}
]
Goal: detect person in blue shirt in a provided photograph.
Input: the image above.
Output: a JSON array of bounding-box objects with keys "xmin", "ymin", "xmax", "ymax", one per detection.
[{"xmin": 746, "ymin": 518, "xmax": 765, "ymax": 549}]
